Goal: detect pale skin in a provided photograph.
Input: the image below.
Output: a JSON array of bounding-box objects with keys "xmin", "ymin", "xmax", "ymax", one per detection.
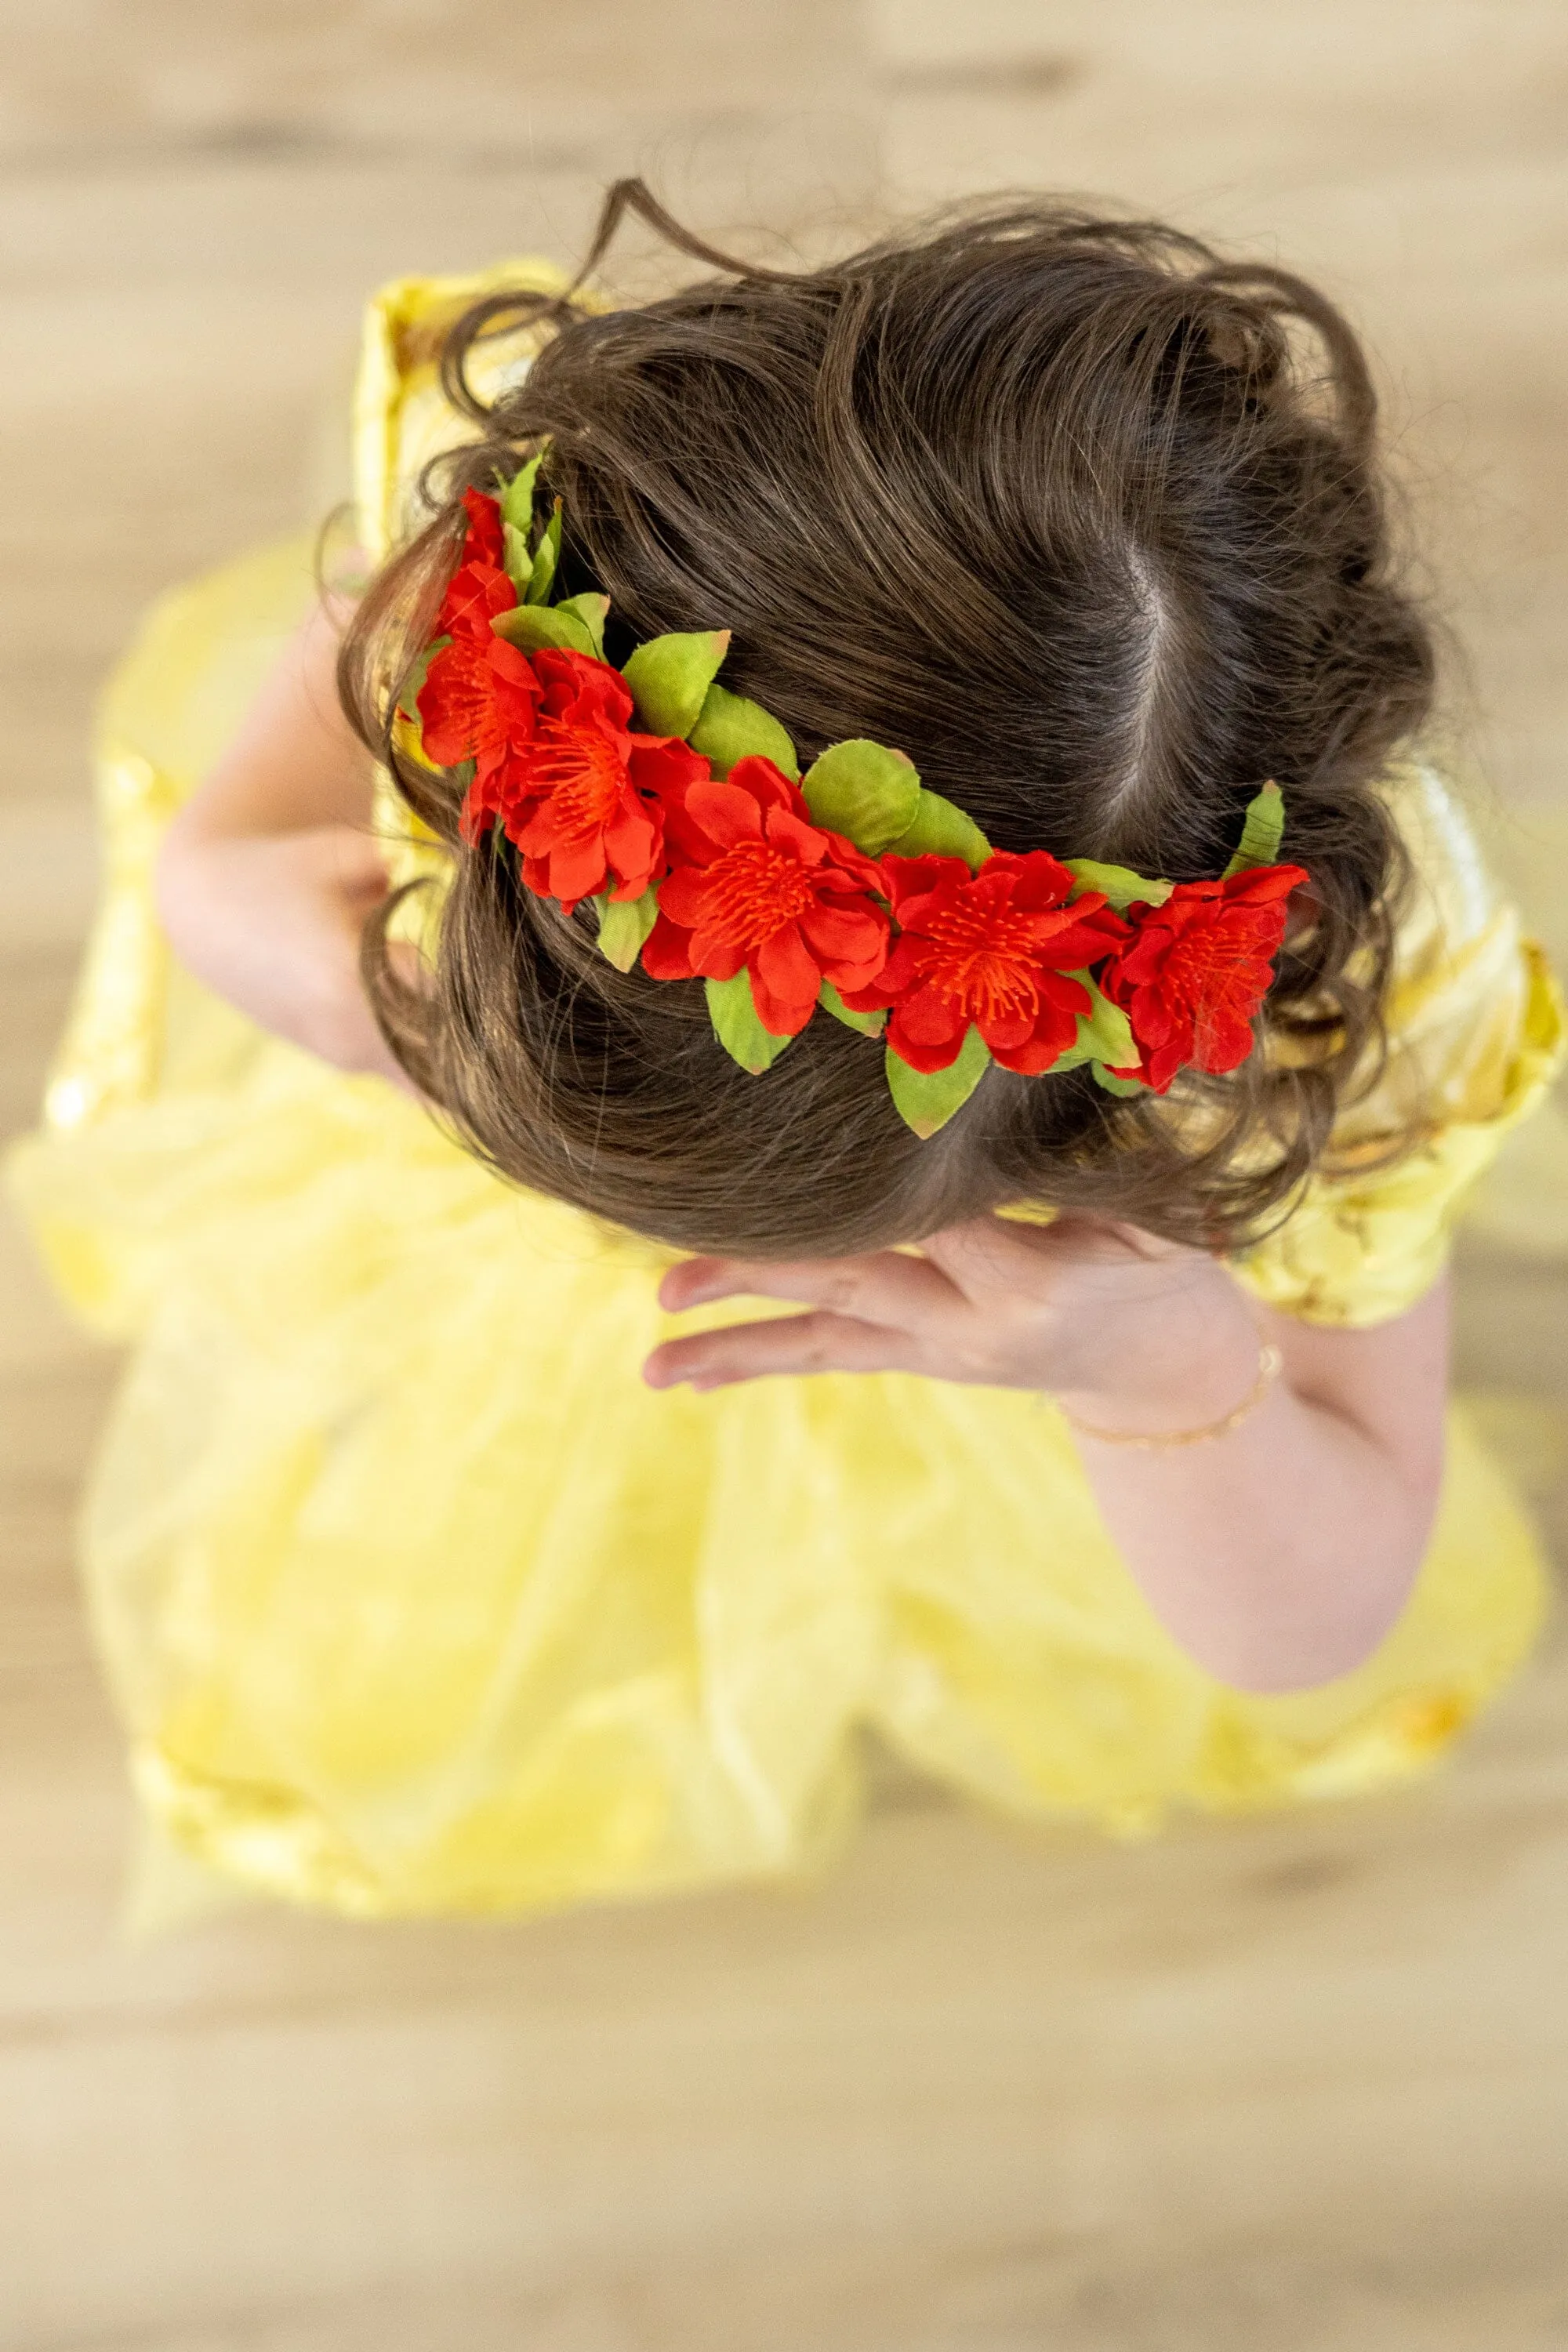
[
  {"xmin": 156, "ymin": 594, "xmax": 412, "ymax": 1090},
  {"xmin": 157, "ymin": 603, "xmax": 1448, "ymax": 1697}
]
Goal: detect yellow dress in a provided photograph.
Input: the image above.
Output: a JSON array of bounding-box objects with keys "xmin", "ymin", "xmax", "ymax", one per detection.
[{"xmin": 8, "ymin": 263, "xmax": 1566, "ymax": 1919}]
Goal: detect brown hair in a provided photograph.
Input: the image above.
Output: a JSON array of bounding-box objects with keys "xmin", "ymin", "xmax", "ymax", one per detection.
[{"xmin": 340, "ymin": 182, "xmax": 1430, "ymax": 1258}]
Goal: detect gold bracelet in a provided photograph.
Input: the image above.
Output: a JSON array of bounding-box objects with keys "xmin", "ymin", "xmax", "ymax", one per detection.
[{"xmin": 1059, "ymin": 1341, "xmax": 1283, "ymax": 1452}]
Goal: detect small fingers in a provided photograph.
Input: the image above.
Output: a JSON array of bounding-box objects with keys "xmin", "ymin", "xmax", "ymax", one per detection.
[
  {"xmin": 658, "ymin": 1247, "xmax": 959, "ymax": 1330},
  {"xmin": 644, "ymin": 1310, "xmax": 916, "ymax": 1391}
]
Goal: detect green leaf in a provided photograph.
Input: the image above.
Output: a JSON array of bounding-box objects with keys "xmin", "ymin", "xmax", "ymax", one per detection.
[
  {"xmin": 1048, "ymin": 979, "xmax": 1144, "ymax": 1092},
  {"xmin": 492, "ymin": 594, "xmax": 608, "ymax": 662},
  {"xmin": 886, "ymin": 1026, "xmax": 992, "ymax": 1137},
  {"xmin": 493, "ymin": 460, "xmax": 558, "ymax": 600},
  {"xmin": 819, "ymin": 981, "xmax": 885, "ymax": 1037},
  {"xmin": 503, "ymin": 521, "xmax": 533, "ymax": 593},
  {"xmin": 1073, "ymin": 975, "xmax": 1137, "ymax": 1069},
  {"xmin": 395, "ymin": 634, "xmax": 448, "ymax": 720},
  {"xmin": 595, "ymin": 887, "xmax": 660, "ymax": 973},
  {"xmin": 1090, "ymin": 1062, "xmax": 1147, "ymax": 1098},
  {"xmin": 496, "ymin": 453, "xmax": 543, "ymax": 534},
  {"xmin": 688, "ymin": 684, "xmax": 800, "ymax": 780},
  {"xmin": 884, "ymin": 788, "xmax": 992, "ymax": 872},
  {"xmin": 800, "ymin": 740, "xmax": 922, "ymax": 855},
  {"xmin": 1041, "ymin": 973, "xmax": 1136, "ymax": 1074},
  {"xmin": 1062, "ymin": 857, "xmax": 1174, "ymax": 912},
  {"xmin": 526, "ymin": 502, "xmax": 562, "ymax": 604},
  {"xmin": 706, "ymin": 971, "xmax": 794, "ymax": 1073},
  {"xmin": 622, "ymin": 631, "xmax": 731, "ymax": 739},
  {"xmin": 1223, "ymin": 780, "xmax": 1286, "ymax": 878},
  {"xmin": 554, "ymin": 593, "xmax": 608, "ymax": 659}
]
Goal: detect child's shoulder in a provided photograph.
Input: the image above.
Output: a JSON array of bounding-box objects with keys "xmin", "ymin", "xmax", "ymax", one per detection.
[
  {"xmin": 1233, "ymin": 757, "xmax": 1565, "ymax": 1327},
  {"xmin": 1376, "ymin": 760, "xmax": 1558, "ymax": 1134}
]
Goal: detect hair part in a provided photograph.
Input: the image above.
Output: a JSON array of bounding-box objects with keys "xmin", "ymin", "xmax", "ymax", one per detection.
[{"xmin": 339, "ymin": 181, "xmax": 1430, "ymax": 1258}]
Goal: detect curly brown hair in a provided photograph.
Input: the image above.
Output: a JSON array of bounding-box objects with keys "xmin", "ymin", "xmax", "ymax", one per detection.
[{"xmin": 339, "ymin": 180, "xmax": 1431, "ymax": 1258}]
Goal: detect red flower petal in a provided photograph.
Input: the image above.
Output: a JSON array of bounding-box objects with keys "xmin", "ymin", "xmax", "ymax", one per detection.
[
  {"xmin": 798, "ymin": 901, "xmax": 887, "ymax": 966},
  {"xmin": 750, "ymin": 963, "xmax": 822, "ymax": 1038},
  {"xmin": 755, "ymin": 920, "xmax": 821, "ymax": 1008},
  {"xmin": 986, "ymin": 982, "xmax": 1087, "ymax": 1073},
  {"xmin": 419, "ymin": 635, "xmax": 539, "ymax": 778},
  {"xmin": 684, "ymin": 779, "xmax": 767, "ymax": 851},
  {"xmin": 1225, "ymin": 864, "xmax": 1307, "ymax": 909},
  {"xmin": 655, "ymin": 864, "xmax": 713, "ymax": 930},
  {"xmin": 881, "ymin": 854, "xmax": 972, "ymax": 920},
  {"xmin": 641, "ymin": 913, "xmax": 698, "ymax": 981},
  {"xmin": 1191, "ymin": 1002, "xmax": 1259, "ymax": 1072},
  {"xmin": 460, "ymin": 488, "xmax": 505, "ymax": 568},
  {"xmin": 627, "ymin": 734, "xmax": 712, "ymax": 814},
  {"xmin": 975, "ymin": 1011, "xmax": 1036, "ymax": 1052},
  {"xmin": 543, "ymin": 833, "xmax": 610, "ymax": 907},
  {"xmin": 837, "ymin": 933, "xmax": 921, "ymax": 1012},
  {"xmin": 1128, "ymin": 989, "xmax": 1176, "ymax": 1049},
  {"xmin": 439, "ymin": 559, "xmax": 517, "ymax": 642},
  {"xmin": 896, "ymin": 985, "xmax": 969, "ymax": 1047},
  {"xmin": 761, "ymin": 804, "xmax": 831, "ymax": 868},
  {"xmin": 724, "ymin": 756, "xmax": 800, "ymax": 816},
  {"xmin": 871, "ymin": 851, "xmax": 1108, "ymax": 1063},
  {"xmin": 1006, "ymin": 849, "xmax": 1080, "ymax": 912},
  {"xmin": 603, "ymin": 804, "xmax": 662, "ymax": 900},
  {"xmin": 434, "ymin": 494, "xmax": 512, "ymax": 638},
  {"xmin": 1098, "ymin": 862, "xmax": 1307, "ymax": 1090},
  {"xmin": 472, "ymin": 646, "xmax": 679, "ymax": 906},
  {"xmin": 637, "ymin": 753, "xmax": 895, "ymax": 1019},
  {"xmin": 532, "ymin": 646, "xmax": 637, "ymax": 732},
  {"xmin": 887, "ymin": 989, "xmax": 970, "ymax": 1073}
]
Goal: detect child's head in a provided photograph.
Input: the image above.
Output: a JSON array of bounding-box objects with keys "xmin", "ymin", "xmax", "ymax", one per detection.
[{"xmin": 343, "ymin": 191, "xmax": 1432, "ymax": 1257}]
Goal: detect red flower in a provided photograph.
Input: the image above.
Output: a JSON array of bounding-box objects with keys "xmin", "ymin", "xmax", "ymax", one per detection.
[
  {"xmin": 641, "ymin": 757, "xmax": 892, "ymax": 1037},
  {"xmin": 455, "ymin": 485, "xmax": 505, "ymax": 572},
  {"xmin": 1098, "ymin": 863, "xmax": 1308, "ymax": 1093},
  {"xmin": 464, "ymin": 648, "xmax": 700, "ymax": 910},
  {"xmin": 415, "ymin": 488, "xmax": 536, "ymax": 784},
  {"xmin": 840, "ymin": 851, "xmax": 1126, "ymax": 1076},
  {"xmin": 419, "ymin": 631, "xmax": 539, "ymax": 785},
  {"xmin": 434, "ymin": 490, "xmax": 516, "ymax": 642}
]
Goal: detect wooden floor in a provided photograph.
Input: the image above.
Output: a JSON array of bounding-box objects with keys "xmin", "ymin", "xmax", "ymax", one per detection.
[{"xmin": 4, "ymin": 4, "xmax": 1568, "ymax": 2345}]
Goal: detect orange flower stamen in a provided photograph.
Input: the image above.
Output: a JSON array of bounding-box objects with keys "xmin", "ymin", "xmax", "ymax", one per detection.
[
  {"xmin": 1158, "ymin": 929, "xmax": 1255, "ymax": 1019},
  {"xmin": 699, "ymin": 841, "xmax": 817, "ymax": 948},
  {"xmin": 532, "ymin": 721, "xmax": 630, "ymax": 836},
  {"xmin": 918, "ymin": 900, "xmax": 1047, "ymax": 1025}
]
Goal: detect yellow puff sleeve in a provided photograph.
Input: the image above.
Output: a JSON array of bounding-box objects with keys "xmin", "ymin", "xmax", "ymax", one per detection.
[
  {"xmin": 350, "ymin": 257, "xmax": 574, "ymax": 559},
  {"xmin": 1232, "ymin": 765, "xmax": 1566, "ymax": 1327},
  {"xmin": 350, "ymin": 257, "xmax": 588, "ymax": 930}
]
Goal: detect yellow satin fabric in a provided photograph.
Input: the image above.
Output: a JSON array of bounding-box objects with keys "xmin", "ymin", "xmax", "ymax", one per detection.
[{"xmin": 7, "ymin": 263, "xmax": 1565, "ymax": 1918}]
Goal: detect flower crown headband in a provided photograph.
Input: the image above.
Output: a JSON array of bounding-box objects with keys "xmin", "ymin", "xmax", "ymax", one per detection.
[{"xmin": 400, "ymin": 465, "xmax": 1308, "ymax": 1137}]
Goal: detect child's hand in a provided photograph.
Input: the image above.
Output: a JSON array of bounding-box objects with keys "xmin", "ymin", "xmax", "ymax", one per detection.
[
  {"xmin": 644, "ymin": 1212, "xmax": 1261, "ymax": 1430},
  {"xmin": 647, "ymin": 1217, "xmax": 1450, "ymax": 1691},
  {"xmin": 156, "ymin": 820, "xmax": 416, "ymax": 1091}
]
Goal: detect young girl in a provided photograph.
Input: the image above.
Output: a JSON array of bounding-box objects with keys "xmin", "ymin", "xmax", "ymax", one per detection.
[{"xmin": 12, "ymin": 186, "xmax": 1562, "ymax": 1918}]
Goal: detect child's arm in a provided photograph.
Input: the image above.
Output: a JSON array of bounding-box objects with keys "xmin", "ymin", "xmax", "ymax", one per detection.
[
  {"xmin": 154, "ymin": 594, "xmax": 412, "ymax": 1087},
  {"xmin": 644, "ymin": 1218, "xmax": 1447, "ymax": 1694}
]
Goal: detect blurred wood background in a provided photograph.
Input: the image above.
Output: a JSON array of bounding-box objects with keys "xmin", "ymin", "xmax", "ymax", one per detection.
[{"xmin": 3, "ymin": 3, "xmax": 1568, "ymax": 2346}]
